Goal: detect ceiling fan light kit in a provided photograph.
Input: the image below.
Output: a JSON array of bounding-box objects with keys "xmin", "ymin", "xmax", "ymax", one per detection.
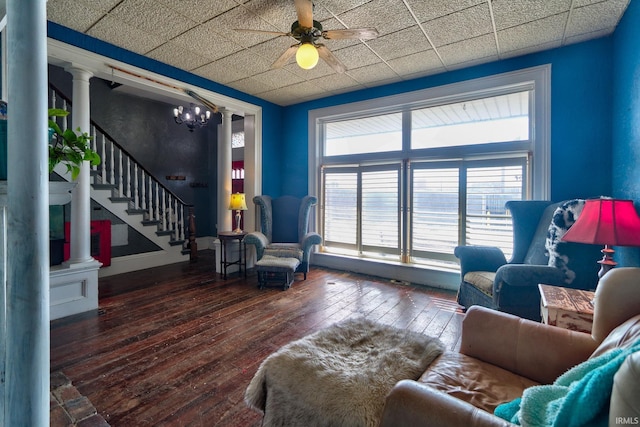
[
  {"xmin": 235, "ymin": 0, "xmax": 378, "ymax": 73},
  {"xmin": 296, "ymin": 43, "xmax": 319, "ymax": 69}
]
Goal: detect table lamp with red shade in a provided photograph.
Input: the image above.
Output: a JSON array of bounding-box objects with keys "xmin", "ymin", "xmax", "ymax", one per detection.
[{"xmin": 561, "ymin": 198, "xmax": 640, "ymax": 279}]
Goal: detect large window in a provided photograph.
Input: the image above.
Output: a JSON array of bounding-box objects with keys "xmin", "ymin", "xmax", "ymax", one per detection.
[{"xmin": 311, "ymin": 66, "xmax": 550, "ymax": 268}]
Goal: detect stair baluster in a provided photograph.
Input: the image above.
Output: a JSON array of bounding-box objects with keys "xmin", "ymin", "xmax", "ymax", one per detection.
[{"xmin": 49, "ymin": 83, "xmax": 194, "ymax": 256}]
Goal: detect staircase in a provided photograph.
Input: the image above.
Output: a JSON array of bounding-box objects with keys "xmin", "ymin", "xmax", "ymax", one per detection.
[{"xmin": 49, "ymin": 85, "xmax": 192, "ymax": 275}]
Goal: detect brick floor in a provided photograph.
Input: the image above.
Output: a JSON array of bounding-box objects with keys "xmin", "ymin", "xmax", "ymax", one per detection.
[{"xmin": 50, "ymin": 372, "xmax": 109, "ymax": 427}]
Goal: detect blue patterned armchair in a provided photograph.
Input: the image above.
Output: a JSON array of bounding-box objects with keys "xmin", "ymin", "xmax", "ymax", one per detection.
[
  {"xmin": 244, "ymin": 195, "xmax": 322, "ymax": 279},
  {"xmin": 454, "ymin": 199, "xmax": 602, "ymax": 321}
]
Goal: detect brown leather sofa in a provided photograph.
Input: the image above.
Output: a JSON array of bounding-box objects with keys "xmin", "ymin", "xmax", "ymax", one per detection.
[{"xmin": 380, "ymin": 267, "xmax": 640, "ymax": 426}]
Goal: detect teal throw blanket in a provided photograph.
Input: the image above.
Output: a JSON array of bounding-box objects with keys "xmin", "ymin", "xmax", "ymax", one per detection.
[{"xmin": 494, "ymin": 339, "xmax": 640, "ymax": 427}]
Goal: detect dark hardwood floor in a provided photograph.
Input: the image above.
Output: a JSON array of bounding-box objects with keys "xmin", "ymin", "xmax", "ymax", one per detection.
[{"xmin": 50, "ymin": 250, "xmax": 464, "ymax": 426}]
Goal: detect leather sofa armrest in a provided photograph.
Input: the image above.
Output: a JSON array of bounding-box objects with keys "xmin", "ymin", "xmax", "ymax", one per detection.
[
  {"xmin": 379, "ymin": 380, "xmax": 515, "ymax": 427},
  {"xmin": 609, "ymin": 352, "xmax": 640, "ymax": 424},
  {"xmin": 460, "ymin": 306, "xmax": 598, "ymax": 384},
  {"xmin": 454, "ymin": 246, "xmax": 508, "ymax": 278}
]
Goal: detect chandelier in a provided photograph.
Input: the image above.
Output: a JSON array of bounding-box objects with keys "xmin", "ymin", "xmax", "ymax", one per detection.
[{"xmin": 173, "ymin": 103, "xmax": 211, "ymax": 132}]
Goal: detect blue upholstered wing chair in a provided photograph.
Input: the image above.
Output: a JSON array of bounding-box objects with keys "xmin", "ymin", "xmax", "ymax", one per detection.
[
  {"xmin": 454, "ymin": 200, "xmax": 602, "ymax": 321},
  {"xmin": 244, "ymin": 195, "xmax": 322, "ymax": 279}
]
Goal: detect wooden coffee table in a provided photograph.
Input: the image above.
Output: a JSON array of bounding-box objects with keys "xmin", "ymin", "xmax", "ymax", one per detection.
[{"xmin": 538, "ymin": 284, "xmax": 595, "ymax": 333}]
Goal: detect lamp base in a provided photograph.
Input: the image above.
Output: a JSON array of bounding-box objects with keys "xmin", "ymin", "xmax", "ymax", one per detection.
[
  {"xmin": 597, "ymin": 244, "xmax": 617, "ymax": 279},
  {"xmin": 233, "ymin": 210, "xmax": 243, "ymax": 234}
]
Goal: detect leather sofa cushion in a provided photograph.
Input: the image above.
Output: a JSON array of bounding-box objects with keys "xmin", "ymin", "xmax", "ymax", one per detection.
[
  {"xmin": 419, "ymin": 352, "xmax": 539, "ymax": 414},
  {"xmin": 463, "ymin": 271, "xmax": 496, "ymax": 296},
  {"xmin": 591, "ymin": 315, "xmax": 640, "ymax": 358}
]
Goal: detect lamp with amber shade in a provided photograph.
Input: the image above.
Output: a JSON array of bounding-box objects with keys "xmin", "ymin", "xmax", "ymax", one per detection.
[
  {"xmin": 561, "ymin": 198, "xmax": 640, "ymax": 279},
  {"xmin": 229, "ymin": 193, "xmax": 248, "ymax": 233}
]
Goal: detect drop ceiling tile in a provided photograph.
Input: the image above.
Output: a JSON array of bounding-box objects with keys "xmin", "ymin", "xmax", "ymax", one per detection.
[
  {"xmin": 146, "ymin": 43, "xmax": 212, "ymax": 72},
  {"xmin": 156, "ymin": 0, "xmax": 238, "ymax": 24},
  {"xmin": 171, "ymin": 23, "xmax": 245, "ymax": 62},
  {"xmin": 242, "ymin": 0, "xmax": 305, "ymax": 32},
  {"xmin": 437, "ymin": 34, "xmax": 498, "ymax": 67},
  {"xmin": 407, "ymin": 0, "xmax": 485, "ymax": 22},
  {"xmin": 447, "ymin": 54, "xmax": 500, "ymax": 72},
  {"xmin": 207, "ymin": 5, "xmax": 282, "ymax": 49},
  {"xmin": 564, "ymin": 28, "xmax": 614, "ymax": 45},
  {"xmin": 565, "ymin": 1, "xmax": 628, "ymax": 38},
  {"xmin": 285, "ymin": 60, "xmax": 338, "ymax": 80},
  {"xmin": 337, "ymin": 0, "xmax": 416, "ymax": 37},
  {"xmin": 423, "ymin": 3, "xmax": 493, "ymax": 47},
  {"xmin": 310, "ymin": 73, "xmax": 365, "ymax": 92},
  {"xmin": 332, "ymin": 44, "xmax": 382, "ymax": 70},
  {"xmin": 367, "ymin": 26, "xmax": 430, "ymax": 61},
  {"xmin": 87, "ymin": 15, "xmax": 166, "ymax": 55},
  {"xmin": 401, "ymin": 67, "xmax": 447, "ymax": 82},
  {"xmin": 388, "ymin": 50, "xmax": 444, "ymax": 76},
  {"xmin": 227, "ymin": 76, "xmax": 273, "ymax": 94},
  {"xmin": 347, "ymin": 62, "xmax": 399, "ymax": 87},
  {"xmin": 258, "ymin": 81, "xmax": 331, "ymax": 106},
  {"xmin": 573, "ymin": 0, "xmax": 629, "ymax": 7},
  {"xmin": 497, "ymin": 13, "xmax": 568, "ymax": 54},
  {"xmin": 248, "ymin": 68, "xmax": 305, "ymax": 92},
  {"xmin": 500, "ymin": 40, "xmax": 562, "ymax": 60},
  {"xmin": 46, "ymin": 0, "xmax": 105, "ymax": 33},
  {"xmin": 60, "ymin": 0, "xmax": 122, "ymax": 14},
  {"xmin": 193, "ymin": 49, "xmax": 273, "ymax": 84},
  {"xmin": 317, "ymin": 0, "xmax": 371, "ymax": 15},
  {"xmin": 491, "ymin": 0, "xmax": 571, "ymax": 30},
  {"xmin": 109, "ymin": 0, "xmax": 199, "ymax": 40},
  {"xmin": 249, "ymin": 37, "xmax": 301, "ymax": 66}
]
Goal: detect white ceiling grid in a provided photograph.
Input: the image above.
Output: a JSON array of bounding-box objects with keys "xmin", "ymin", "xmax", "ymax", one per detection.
[{"xmin": 44, "ymin": 0, "xmax": 630, "ymax": 106}]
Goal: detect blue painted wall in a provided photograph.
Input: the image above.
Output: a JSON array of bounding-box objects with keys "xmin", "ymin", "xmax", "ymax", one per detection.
[
  {"xmin": 278, "ymin": 39, "xmax": 614, "ymax": 200},
  {"xmin": 612, "ymin": 0, "xmax": 640, "ymax": 266}
]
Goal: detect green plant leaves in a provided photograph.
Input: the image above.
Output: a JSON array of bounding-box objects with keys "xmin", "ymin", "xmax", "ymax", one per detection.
[{"xmin": 48, "ymin": 108, "xmax": 101, "ymax": 180}]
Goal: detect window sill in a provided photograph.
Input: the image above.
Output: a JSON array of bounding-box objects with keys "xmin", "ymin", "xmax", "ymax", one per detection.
[{"xmin": 311, "ymin": 251, "xmax": 460, "ymax": 291}]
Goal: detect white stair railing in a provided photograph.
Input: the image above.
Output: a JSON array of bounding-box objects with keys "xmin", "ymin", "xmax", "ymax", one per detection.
[{"xmin": 49, "ymin": 85, "xmax": 192, "ymax": 246}]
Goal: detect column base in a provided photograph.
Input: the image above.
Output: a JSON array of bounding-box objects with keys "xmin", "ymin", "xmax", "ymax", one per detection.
[{"xmin": 50, "ymin": 259, "xmax": 102, "ymax": 320}]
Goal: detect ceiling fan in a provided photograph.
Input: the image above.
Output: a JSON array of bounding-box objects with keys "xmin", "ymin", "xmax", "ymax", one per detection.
[{"xmin": 236, "ymin": 0, "xmax": 378, "ymax": 73}]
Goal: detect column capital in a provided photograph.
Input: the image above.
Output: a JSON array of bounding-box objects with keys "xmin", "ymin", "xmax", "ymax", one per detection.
[
  {"xmin": 65, "ymin": 66, "xmax": 94, "ymax": 81},
  {"xmin": 218, "ymin": 107, "xmax": 234, "ymax": 121}
]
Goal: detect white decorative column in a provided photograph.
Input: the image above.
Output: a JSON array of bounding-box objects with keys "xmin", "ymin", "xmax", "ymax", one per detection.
[
  {"xmin": 215, "ymin": 109, "xmax": 233, "ymax": 273},
  {"xmin": 5, "ymin": 0, "xmax": 50, "ymax": 425},
  {"xmin": 217, "ymin": 108, "xmax": 233, "ymax": 234},
  {"xmin": 66, "ymin": 67, "xmax": 94, "ymax": 264},
  {"xmin": 48, "ymin": 66, "xmax": 101, "ymax": 321}
]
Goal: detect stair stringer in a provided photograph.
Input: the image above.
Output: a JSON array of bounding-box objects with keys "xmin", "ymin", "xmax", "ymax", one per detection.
[{"xmin": 54, "ymin": 172, "xmax": 188, "ymax": 276}]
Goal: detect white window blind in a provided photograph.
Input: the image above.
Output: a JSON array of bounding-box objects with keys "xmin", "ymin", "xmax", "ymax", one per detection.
[
  {"xmin": 323, "ymin": 170, "xmax": 357, "ymax": 247},
  {"xmin": 411, "ymin": 167, "xmax": 460, "ymax": 261},
  {"xmin": 361, "ymin": 167, "xmax": 400, "ymax": 256}
]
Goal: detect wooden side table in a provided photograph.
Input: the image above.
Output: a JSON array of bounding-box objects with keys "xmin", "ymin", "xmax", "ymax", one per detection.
[
  {"xmin": 538, "ymin": 284, "xmax": 595, "ymax": 333},
  {"xmin": 218, "ymin": 231, "xmax": 247, "ymax": 280}
]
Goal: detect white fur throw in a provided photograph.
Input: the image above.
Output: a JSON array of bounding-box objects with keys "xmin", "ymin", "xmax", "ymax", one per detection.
[
  {"xmin": 245, "ymin": 317, "xmax": 444, "ymax": 427},
  {"xmin": 545, "ymin": 199, "xmax": 585, "ymax": 284}
]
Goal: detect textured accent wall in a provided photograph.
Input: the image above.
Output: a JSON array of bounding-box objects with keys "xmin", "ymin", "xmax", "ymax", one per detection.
[{"xmin": 49, "ymin": 64, "xmax": 217, "ymax": 237}]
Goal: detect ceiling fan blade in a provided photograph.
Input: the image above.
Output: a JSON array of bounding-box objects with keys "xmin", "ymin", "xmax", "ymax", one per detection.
[
  {"xmin": 322, "ymin": 28, "xmax": 379, "ymax": 40},
  {"xmin": 272, "ymin": 45, "xmax": 299, "ymax": 69},
  {"xmin": 234, "ymin": 28, "xmax": 291, "ymax": 37},
  {"xmin": 316, "ymin": 44, "xmax": 347, "ymax": 74},
  {"xmin": 294, "ymin": 0, "xmax": 313, "ymax": 28}
]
